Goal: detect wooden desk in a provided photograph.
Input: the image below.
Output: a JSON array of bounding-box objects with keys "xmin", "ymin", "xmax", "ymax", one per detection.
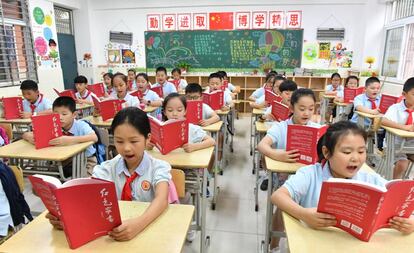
[
  {"xmin": 0, "ymin": 117, "xmax": 31, "ymax": 125},
  {"xmin": 333, "ymin": 101, "xmax": 352, "ymax": 122},
  {"xmin": 0, "ymin": 117, "xmax": 32, "ymax": 137},
  {"xmin": 282, "ymin": 212, "xmax": 414, "ymax": 253},
  {"xmin": 84, "ymin": 116, "xmax": 112, "ymax": 129},
  {"xmin": 0, "ymin": 201, "xmax": 194, "ymax": 253},
  {"xmin": 201, "ymin": 121, "xmax": 223, "ymax": 133},
  {"xmin": 320, "ymin": 94, "xmax": 336, "ymax": 124},
  {"xmin": 250, "ymin": 108, "xmax": 266, "ymax": 157},
  {"xmin": 143, "ymin": 105, "xmax": 158, "ymax": 113},
  {"xmin": 0, "ymin": 140, "xmax": 93, "ymax": 180},
  {"xmin": 75, "ymin": 103, "xmax": 94, "ymax": 118}
]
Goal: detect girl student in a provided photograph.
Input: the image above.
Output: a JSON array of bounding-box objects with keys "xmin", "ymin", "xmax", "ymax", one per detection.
[
  {"xmin": 248, "ymin": 72, "xmax": 277, "ymax": 102},
  {"xmin": 103, "ymin": 72, "xmax": 114, "ymax": 97},
  {"xmin": 271, "ymin": 121, "xmax": 414, "ymax": 252},
  {"xmin": 136, "ymin": 73, "xmax": 163, "ymax": 107},
  {"xmin": 110, "ymin": 72, "xmax": 139, "ymax": 107},
  {"xmin": 170, "ymin": 68, "xmax": 188, "ymax": 92},
  {"xmin": 250, "ymin": 75, "xmax": 286, "ymax": 109},
  {"xmin": 127, "ymin": 68, "xmax": 137, "ymax": 90},
  {"xmin": 325, "ymin": 72, "xmax": 343, "ymax": 96},
  {"xmin": 46, "ymin": 107, "xmax": 171, "ymax": 241},
  {"xmin": 334, "ymin": 75, "xmax": 360, "ymax": 103}
]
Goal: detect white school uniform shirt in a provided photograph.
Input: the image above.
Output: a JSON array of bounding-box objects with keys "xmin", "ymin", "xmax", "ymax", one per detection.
[
  {"xmin": 284, "ymin": 162, "xmax": 387, "ymax": 208},
  {"xmin": 104, "ymin": 86, "xmax": 114, "ymax": 96},
  {"xmin": 188, "ymin": 123, "xmax": 208, "ymax": 144},
  {"xmin": 75, "ymin": 90, "xmax": 94, "ymax": 103},
  {"xmin": 22, "ymin": 94, "xmax": 52, "ymax": 113},
  {"xmin": 130, "ymin": 80, "xmax": 137, "ymax": 90},
  {"xmin": 251, "ymin": 84, "xmax": 267, "ymax": 99},
  {"xmin": 66, "ymin": 119, "xmax": 96, "ymax": 157},
  {"xmin": 0, "ymin": 135, "xmax": 4, "ymax": 146},
  {"xmin": 202, "ymin": 103, "xmax": 214, "ymax": 120},
  {"xmin": 223, "ymin": 89, "xmax": 233, "ymax": 106},
  {"xmin": 92, "ymin": 152, "xmax": 171, "ymax": 202},
  {"xmin": 256, "ymin": 95, "xmax": 265, "ymax": 104},
  {"xmin": 0, "ymin": 180, "xmax": 13, "ymax": 236},
  {"xmin": 383, "ymin": 100, "xmax": 414, "ymax": 147},
  {"xmin": 227, "ymin": 82, "xmax": 236, "ymax": 92},
  {"xmin": 143, "ymin": 89, "xmax": 161, "ymax": 102},
  {"xmin": 111, "ymin": 92, "xmax": 140, "ymax": 108},
  {"xmin": 266, "ymin": 117, "xmax": 321, "ymax": 149},
  {"xmin": 178, "ymin": 79, "xmax": 188, "ymax": 90},
  {"xmin": 152, "ymin": 81, "xmax": 177, "ymax": 98},
  {"xmin": 350, "ymin": 93, "xmax": 381, "ymax": 125},
  {"xmin": 325, "ymin": 84, "xmax": 344, "ymax": 93}
]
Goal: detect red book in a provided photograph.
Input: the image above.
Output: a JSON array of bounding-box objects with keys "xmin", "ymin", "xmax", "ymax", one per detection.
[
  {"xmin": 127, "ymin": 80, "xmax": 134, "ymax": 90},
  {"xmin": 379, "ymin": 94, "xmax": 399, "ymax": 113},
  {"xmin": 32, "ymin": 113, "xmax": 62, "ymax": 149},
  {"xmin": 202, "ymin": 90, "xmax": 224, "ymax": 110},
  {"xmin": 2, "ymin": 96, "xmax": 23, "ymax": 119},
  {"xmin": 271, "ymin": 101, "xmax": 290, "ymax": 121},
  {"xmin": 129, "ymin": 90, "xmax": 143, "ymax": 99},
  {"xmin": 220, "ymin": 80, "xmax": 229, "ymax": 91},
  {"xmin": 28, "ymin": 175, "xmax": 121, "ymax": 249},
  {"xmin": 186, "ymin": 100, "xmax": 203, "ymax": 124},
  {"xmin": 171, "ymin": 79, "xmax": 180, "ymax": 90},
  {"xmin": 265, "ymin": 89, "xmax": 282, "ymax": 105},
  {"xmin": 317, "ymin": 178, "xmax": 414, "ymax": 242},
  {"xmin": 148, "ymin": 116, "xmax": 188, "ymax": 155},
  {"xmin": 87, "ymin": 83, "xmax": 105, "ymax": 98},
  {"xmin": 92, "ymin": 96, "xmax": 124, "ymax": 121},
  {"xmin": 53, "ymin": 88, "xmax": 76, "ymax": 100},
  {"xmin": 286, "ymin": 124, "xmax": 328, "ymax": 165},
  {"xmin": 343, "ymin": 87, "xmax": 364, "ymax": 103},
  {"xmin": 151, "ymin": 86, "xmax": 164, "ymax": 98}
]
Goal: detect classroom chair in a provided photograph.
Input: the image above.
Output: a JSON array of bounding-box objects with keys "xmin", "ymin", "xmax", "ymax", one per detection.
[
  {"xmin": 171, "ymin": 168, "xmax": 185, "ymax": 198},
  {"xmin": 9, "ymin": 165, "xmax": 24, "ymax": 192},
  {"xmin": 0, "ymin": 123, "xmax": 12, "ymax": 142}
]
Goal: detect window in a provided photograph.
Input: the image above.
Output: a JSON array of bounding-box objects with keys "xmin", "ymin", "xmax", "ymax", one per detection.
[
  {"xmin": 54, "ymin": 7, "xmax": 72, "ymax": 35},
  {"xmin": 403, "ymin": 24, "xmax": 414, "ymax": 80},
  {"xmin": 0, "ymin": 0, "xmax": 37, "ymax": 87},
  {"xmin": 382, "ymin": 27, "xmax": 404, "ymax": 77},
  {"xmin": 391, "ymin": 0, "xmax": 414, "ymax": 21}
]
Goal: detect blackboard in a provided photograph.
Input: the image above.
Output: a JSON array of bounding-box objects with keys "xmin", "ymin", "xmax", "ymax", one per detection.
[{"xmin": 144, "ymin": 29, "xmax": 303, "ymax": 70}]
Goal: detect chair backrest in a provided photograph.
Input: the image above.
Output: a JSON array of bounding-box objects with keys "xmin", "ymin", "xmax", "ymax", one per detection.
[
  {"xmin": 9, "ymin": 165, "xmax": 24, "ymax": 193},
  {"xmin": 0, "ymin": 123, "xmax": 12, "ymax": 141},
  {"xmin": 171, "ymin": 168, "xmax": 185, "ymax": 198}
]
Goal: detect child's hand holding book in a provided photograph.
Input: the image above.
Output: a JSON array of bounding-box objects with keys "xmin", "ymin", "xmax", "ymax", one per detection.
[
  {"xmin": 46, "ymin": 212, "xmax": 63, "ymax": 230},
  {"xmin": 300, "ymin": 207, "xmax": 337, "ymax": 229},
  {"xmin": 389, "ymin": 216, "xmax": 414, "ymax": 234},
  {"xmin": 49, "ymin": 136, "xmax": 75, "ymax": 146},
  {"xmin": 272, "ymin": 149, "xmax": 300, "ymax": 163},
  {"xmin": 20, "ymin": 111, "xmax": 32, "ymax": 119}
]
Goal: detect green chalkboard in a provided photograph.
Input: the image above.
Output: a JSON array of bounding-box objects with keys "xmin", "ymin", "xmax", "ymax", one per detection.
[{"xmin": 144, "ymin": 29, "xmax": 303, "ymax": 70}]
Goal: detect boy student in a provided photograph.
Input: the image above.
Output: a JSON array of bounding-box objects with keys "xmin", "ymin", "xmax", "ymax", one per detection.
[
  {"xmin": 250, "ymin": 75, "xmax": 286, "ymax": 109},
  {"xmin": 350, "ymin": 77, "xmax": 382, "ymax": 125},
  {"xmin": 262, "ymin": 80, "xmax": 298, "ymax": 121},
  {"xmin": 382, "ymin": 77, "xmax": 414, "ymax": 179},
  {"xmin": 217, "ymin": 70, "xmax": 239, "ymax": 99},
  {"xmin": 248, "ymin": 73, "xmax": 277, "ymax": 101},
  {"xmin": 207, "ymin": 72, "xmax": 234, "ymax": 111},
  {"xmin": 151, "ymin": 66, "xmax": 177, "ymax": 98},
  {"xmin": 74, "ymin": 75, "xmax": 94, "ymax": 105},
  {"xmin": 20, "ymin": 79, "xmax": 52, "ymax": 118},
  {"xmin": 22, "ymin": 96, "xmax": 98, "ymax": 175},
  {"xmin": 185, "ymin": 83, "xmax": 220, "ymax": 126}
]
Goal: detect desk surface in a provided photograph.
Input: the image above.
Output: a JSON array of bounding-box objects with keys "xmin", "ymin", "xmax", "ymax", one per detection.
[
  {"xmin": 148, "ymin": 147, "xmax": 214, "ymax": 169},
  {"xmin": 0, "ymin": 117, "xmax": 31, "ymax": 124},
  {"xmin": 356, "ymin": 111, "xmax": 383, "ymax": 119},
  {"xmin": 256, "ymin": 121, "xmax": 272, "ymax": 133},
  {"xmin": 202, "ymin": 121, "xmax": 223, "ymax": 132},
  {"xmin": 75, "ymin": 103, "xmax": 94, "ymax": 110},
  {"xmin": 216, "ymin": 109, "xmax": 230, "ymax": 115},
  {"xmin": 143, "ymin": 106, "xmax": 159, "ymax": 113},
  {"xmin": 84, "ymin": 116, "xmax": 112, "ymax": 128},
  {"xmin": 321, "ymin": 94, "xmax": 336, "ymax": 99},
  {"xmin": 334, "ymin": 101, "xmax": 351, "ymax": 106},
  {"xmin": 0, "ymin": 140, "xmax": 94, "ymax": 161},
  {"xmin": 381, "ymin": 125, "xmax": 414, "ymax": 138},
  {"xmin": 0, "ymin": 201, "xmax": 194, "ymax": 253},
  {"xmin": 252, "ymin": 108, "xmax": 266, "ymax": 115},
  {"xmin": 282, "ymin": 212, "xmax": 414, "ymax": 253}
]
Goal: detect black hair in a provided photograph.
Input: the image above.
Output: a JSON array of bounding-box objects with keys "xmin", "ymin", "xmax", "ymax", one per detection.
[
  {"xmin": 208, "ymin": 72, "xmax": 222, "ymax": 81},
  {"xmin": 74, "ymin": 75, "xmax": 88, "ymax": 84},
  {"xmin": 403, "ymin": 77, "xmax": 414, "ymax": 93},
  {"xmin": 171, "ymin": 68, "xmax": 181, "ymax": 75},
  {"xmin": 156, "ymin": 66, "xmax": 167, "ymax": 75},
  {"xmin": 112, "ymin": 72, "xmax": 128, "ymax": 85},
  {"xmin": 111, "ymin": 107, "xmax": 151, "ymax": 138},
  {"xmin": 365, "ymin": 77, "xmax": 380, "ymax": 87},
  {"xmin": 269, "ymin": 70, "xmax": 278, "ymax": 75},
  {"xmin": 317, "ymin": 121, "xmax": 367, "ymax": 162},
  {"xmin": 20, "ymin": 79, "xmax": 38, "ymax": 91},
  {"xmin": 128, "ymin": 68, "xmax": 136, "ymax": 74},
  {"xmin": 290, "ymin": 88, "xmax": 316, "ymax": 107},
  {"xmin": 216, "ymin": 70, "xmax": 228, "ymax": 78},
  {"xmin": 136, "ymin": 72, "xmax": 149, "ymax": 82},
  {"xmin": 331, "ymin": 72, "xmax": 341, "ymax": 79},
  {"xmin": 185, "ymin": 83, "xmax": 202, "ymax": 94},
  {"xmin": 279, "ymin": 80, "xmax": 298, "ymax": 93},
  {"xmin": 103, "ymin": 72, "xmax": 113, "ymax": 79},
  {"xmin": 48, "ymin": 39, "xmax": 56, "ymax": 46},
  {"xmin": 162, "ymin": 92, "xmax": 187, "ymax": 121},
  {"xmin": 274, "ymin": 75, "xmax": 287, "ymax": 83},
  {"xmin": 345, "ymin": 75, "xmax": 359, "ymax": 87},
  {"xmin": 53, "ymin": 96, "xmax": 76, "ymax": 113}
]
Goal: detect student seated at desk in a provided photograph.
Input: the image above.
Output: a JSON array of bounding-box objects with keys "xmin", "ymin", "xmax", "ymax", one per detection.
[
  {"xmin": 170, "ymin": 68, "xmax": 188, "ymax": 92},
  {"xmin": 250, "ymin": 75, "xmax": 286, "ymax": 109},
  {"xmin": 103, "ymin": 72, "xmax": 114, "ymax": 97},
  {"xmin": 381, "ymin": 77, "xmax": 414, "ymax": 179},
  {"xmin": 324, "ymin": 72, "xmax": 343, "ymax": 96},
  {"xmin": 46, "ymin": 107, "xmax": 171, "ymax": 241},
  {"xmin": 207, "ymin": 72, "xmax": 234, "ymax": 111},
  {"xmin": 152, "ymin": 66, "xmax": 177, "ymax": 98},
  {"xmin": 261, "ymin": 80, "xmax": 298, "ymax": 121},
  {"xmin": 217, "ymin": 70, "xmax": 239, "ymax": 99},
  {"xmin": 20, "ymin": 79, "xmax": 53, "ymax": 119},
  {"xmin": 185, "ymin": 83, "xmax": 220, "ymax": 126},
  {"xmin": 334, "ymin": 75, "xmax": 359, "ymax": 103},
  {"xmin": 110, "ymin": 72, "xmax": 140, "ymax": 107},
  {"xmin": 127, "ymin": 68, "xmax": 137, "ymax": 90},
  {"xmin": 271, "ymin": 121, "xmax": 414, "ymax": 253},
  {"xmin": 22, "ymin": 97, "xmax": 98, "ymax": 175},
  {"xmin": 248, "ymin": 72, "xmax": 278, "ymax": 102},
  {"xmin": 136, "ymin": 73, "xmax": 163, "ymax": 107},
  {"xmin": 74, "ymin": 75, "xmax": 94, "ymax": 105}
]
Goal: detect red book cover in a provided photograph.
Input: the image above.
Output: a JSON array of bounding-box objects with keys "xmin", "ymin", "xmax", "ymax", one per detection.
[
  {"xmin": 32, "ymin": 113, "xmax": 62, "ymax": 149},
  {"xmin": 202, "ymin": 90, "xmax": 224, "ymax": 110},
  {"xmin": 171, "ymin": 79, "xmax": 180, "ymax": 90},
  {"xmin": 28, "ymin": 175, "xmax": 121, "ymax": 249},
  {"xmin": 151, "ymin": 86, "xmax": 164, "ymax": 98},
  {"xmin": 286, "ymin": 124, "xmax": 328, "ymax": 164},
  {"xmin": 2, "ymin": 96, "xmax": 23, "ymax": 119},
  {"xmin": 97, "ymin": 99, "xmax": 124, "ymax": 121},
  {"xmin": 265, "ymin": 89, "xmax": 282, "ymax": 105},
  {"xmin": 87, "ymin": 83, "xmax": 105, "ymax": 98},
  {"xmin": 148, "ymin": 116, "xmax": 188, "ymax": 155},
  {"xmin": 271, "ymin": 101, "xmax": 290, "ymax": 121},
  {"xmin": 129, "ymin": 90, "xmax": 143, "ymax": 99},
  {"xmin": 317, "ymin": 179, "xmax": 414, "ymax": 242},
  {"xmin": 343, "ymin": 87, "xmax": 364, "ymax": 103},
  {"xmin": 53, "ymin": 88, "xmax": 76, "ymax": 100},
  {"xmin": 379, "ymin": 94, "xmax": 399, "ymax": 113},
  {"xmin": 186, "ymin": 100, "xmax": 203, "ymax": 124},
  {"xmin": 209, "ymin": 12, "xmax": 234, "ymax": 30},
  {"xmin": 220, "ymin": 80, "xmax": 229, "ymax": 91}
]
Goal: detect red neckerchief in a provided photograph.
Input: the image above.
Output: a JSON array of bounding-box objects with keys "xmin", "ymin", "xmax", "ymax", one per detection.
[
  {"xmin": 79, "ymin": 90, "xmax": 91, "ymax": 99},
  {"xmin": 30, "ymin": 94, "xmax": 43, "ymax": 113}
]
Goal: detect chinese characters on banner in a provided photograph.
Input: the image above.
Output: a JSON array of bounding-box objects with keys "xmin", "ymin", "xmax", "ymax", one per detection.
[{"xmin": 147, "ymin": 11, "xmax": 302, "ymax": 31}]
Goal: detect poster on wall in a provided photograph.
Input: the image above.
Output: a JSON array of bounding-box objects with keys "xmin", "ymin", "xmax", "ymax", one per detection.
[
  {"xmin": 318, "ymin": 42, "xmax": 330, "ymax": 60},
  {"xmin": 302, "ymin": 41, "xmax": 353, "ymax": 69},
  {"xmin": 122, "ymin": 49, "xmax": 135, "ymax": 63},
  {"xmin": 302, "ymin": 42, "xmax": 318, "ymax": 65},
  {"xmin": 28, "ymin": 0, "xmax": 60, "ymax": 69},
  {"xmin": 107, "ymin": 50, "xmax": 121, "ymax": 64}
]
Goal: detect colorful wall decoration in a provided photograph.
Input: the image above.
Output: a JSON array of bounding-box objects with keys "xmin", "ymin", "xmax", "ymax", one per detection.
[{"xmin": 302, "ymin": 41, "xmax": 353, "ymax": 69}]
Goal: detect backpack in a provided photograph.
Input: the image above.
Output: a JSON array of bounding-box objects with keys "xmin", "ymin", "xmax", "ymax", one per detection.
[{"xmin": 82, "ymin": 120, "xmax": 107, "ymax": 164}]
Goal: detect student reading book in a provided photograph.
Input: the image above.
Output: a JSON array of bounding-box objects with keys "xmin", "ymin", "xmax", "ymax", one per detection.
[
  {"xmin": 103, "ymin": 72, "xmax": 114, "ymax": 97},
  {"xmin": 263, "ymin": 80, "xmax": 298, "ymax": 121},
  {"xmin": 335, "ymin": 75, "xmax": 360, "ymax": 103},
  {"xmin": 202, "ymin": 90, "xmax": 224, "ymax": 111},
  {"xmin": 271, "ymin": 121, "xmax": 414, "ymax": 252},
  {"xmin": 136, "ymin": 73, "xmax": 163, "ymax": 107},
  {"xmin": 379, "ymin": 94, "xmax": 399, "ymax": 113},
  {"xmin": 217, "ymin": 71, "xmax": 239, "ymax": 99},
  {"xmin": 109, "ymin": 72, "xmax": 139, "ymax": 108},
  {"xmin": 29, "ymin": 175, "xmax": 121, "ymax": 249},
  {"xmin": 46, "ymin": 107, "xmax": 171, "ymax": 242},
  {"xmin": 127, "ymin": 68, "xmax": 137, "ymax": 90},
  {"xmin": 2, "ymin": 97, "xmax": 23, "ymax": 120},
  {"xmin": 92, "ymin": 96, "xmax": 124, "ymax": 121},
  {"xmin": 185, "ymin": 83, "xmax": 220, "ymax": 126},
  {"xmin": 171, "ymin": 68, "xmax": 188, "ymax": 92},
  {"xmin": 151, "ymin": 66, "xmax": 177, "ymax": 98},
  {"xmin": 20, "ymin": 79, "xmax": 52, "ymax": 119},
  {"xmin": 325, "ymin": 73, "xmax": 343, "ymax": 96},
  {"xmin": 250, "ymin": 75, "xmax": 286, "ymax": 109},
  {"xmin": 87, "ymin": 83, "xmax": 106, "ymax": 98},
  {"xmin": 74, "ymin": 75, "xmax": 94, "ymax": 105},
  {"xmin": 248, "ymin": 72, "xmax": 278, "ymax": 101},
  {"xmin": 31, "ymin": 113, "xmax": 62, "ymax": 149},
  {"xmin": 350, "ymin": 77, "xmax": 382, "ymax": 125},
  {"xmin": 207, "ymin": 72, "xmax": 233, "ymax": 111}
]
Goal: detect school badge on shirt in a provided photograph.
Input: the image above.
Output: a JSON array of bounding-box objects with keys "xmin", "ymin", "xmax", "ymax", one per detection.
[{"xmin": 141, "ymin": 180, "xmax": 151, "ymax": 191}]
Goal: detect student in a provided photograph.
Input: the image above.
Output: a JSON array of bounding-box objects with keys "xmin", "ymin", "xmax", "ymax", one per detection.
[
  {"xmin": 207, "ymin": 72, "xmax": 234, "ymax": 111},
  {"xmin": 324, "ymin": 73, "xmax": 343, "ymax": 96},
  {"xmin": 185, "ymin": 83, "xmax": 220, "ymax": 126},
  {"xmin": 382, "ymin": 77, "xmax": 414, "ymax": 179},
  {"xmin": 251, "ymin": 75, "xmax": 286, "ymax": 109},
  {"xmin": 248, "ymin": 73, "xmax": 277, "ymax": 101},
  {"xmin": 217, "ymin": 70, "xmax": 237, "ymax": 93},
  {"xmin": 262, "ymin": 80, "xmax": 298, "ymax": 121},
  {"xmin": 46, "ymin": 107, "xmax": 170, "ymax": 241},
  {"xmin": 127, "ymin": 68, "xmax": 137, "ymax": 90},
  {"xmin": 334, "ymin": 75, "xmax": 359, "ymax": 103},
  {"xmin": 350, "ymin": 77, "xmax": 382, "ymax": 124},
  {"xmin": 136, "ymin": 73, "xmax": 163, "ymax": 107},
  {"xmin": 22, "ymin": 97, "xmax": 98, "ymax": 175},
  {"xmin": 74, "ymin": 75, "xmax": 94, "ymax": 105},
  {"xmin": 152, "ymin": 67, "xmax": 177, "ymax": 98},
  {"xmin": 110, "ymin": 72, "xmax": 140, "ymax": 107},
  {"xmin": 271, "ymin": 121, "xmax": 414, "ymax": 252},
  {"xmin": 0, "ymin": 181, "xmax": 13, "ymax": 242},
  {"xmin": 20, "ymin": 79, "xmax": 52, "ymax": 119},
  {"xmin": 171, "ymin": 68, "xmax": 188, "ymax": 92},
  {"xmin": 103, "ymin": 72, "xmax": 114, "ymax": 97}
]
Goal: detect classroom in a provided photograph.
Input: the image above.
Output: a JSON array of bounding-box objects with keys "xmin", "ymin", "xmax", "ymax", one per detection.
[{"xmin": 0, "ymin": 0, "xmax": 414, "ymax": 252}]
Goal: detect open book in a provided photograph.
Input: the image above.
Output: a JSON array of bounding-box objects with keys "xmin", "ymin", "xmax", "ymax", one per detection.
[
  {"xmin": 92, "ymin": 96, "xmax": 124, "ymax": 121},
  {"xmin": 53, "ymin": 88, "xmax": 77, "ymax": 100},
  {"xmin": 186, "ymin": 100, "xmax": 203, "ymax": 124},
  {"xmin": 220, "ymin": 80, "xmax": 229, "ymax": 91},
  {"xmin": 29, "ymin": 175, "xmax": 121, "ymax": 249},
  {"xmin": 148, "ymin": 115, "xmax": 188, "ymax": 155},
  {"xmin": 317, "ymin": 178, "xmax": 414, "ymax": 242},
  {"xmin": 32, "ymin": 113, "xmax": 62, "ymax": 149},
  {"xmin": 379, "ymin": 94, "xmax": 399, "ymax": 114},
  {"xmin": 2, "ymin": 96, "xmax": 23, "ymax": 119},
  {"xmin": 271, "ymin": 101, "xmax": 290, "ymax": 121},
  {"xmin": 87, "ymin": 83, "xmax": 105, "ymax": 98},
  {"xmin": 203, "ymin": 90, "xmax": 224, "ymax": 110},
  {"xmin": 343, "ymin": 87, "xmax": 364, "ymax": 103},
  {"xmin": 151, "ymin": 86, "xmax": 164, "ymax": 98},
  {"xmin": 265, "ymin": 89, "xmax": 282, "ymax": 105}
]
